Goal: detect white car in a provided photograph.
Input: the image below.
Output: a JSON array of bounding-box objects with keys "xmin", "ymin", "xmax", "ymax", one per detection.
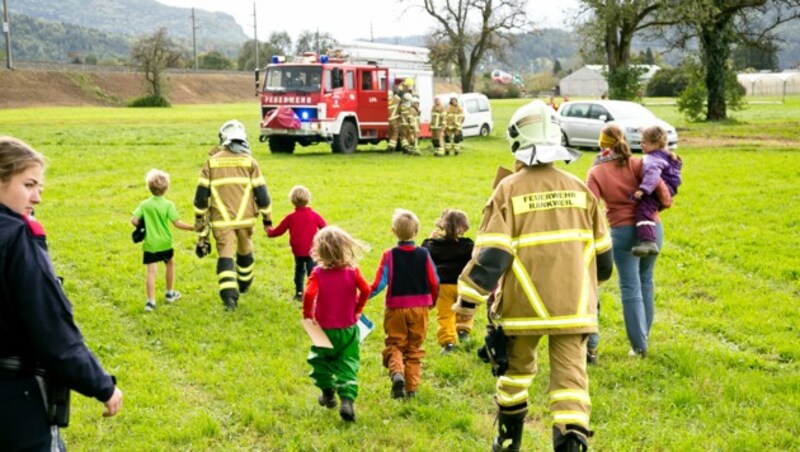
[
  {"xmin": 435, "ymin": 92, "xmax": 493, "ymax": 137},
  {"xmin": 557, "ymin": 100, "xmax": 678, "ymax": 150}
]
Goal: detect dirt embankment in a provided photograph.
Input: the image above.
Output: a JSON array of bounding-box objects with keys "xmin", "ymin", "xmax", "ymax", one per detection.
[
  {"xmin": 0, "ymin": 69, "xmax": 258, "ymax": 108},
  {"xmin": 0, "ymin": 68, "xmax": 463, "ymax": 108}
]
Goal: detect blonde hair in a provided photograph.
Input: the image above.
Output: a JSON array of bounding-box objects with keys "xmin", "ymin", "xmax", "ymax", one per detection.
[
  {"xmin": 0, "ymin": 136, "xmax": 45, "ymax": 183},
  {"xmin": 392, "ymin": 208, "xmax": 420, "ymax": 241},
  {"xmin": 599, "ymin": 125, "xmax": 631, "ymax": 166},
  {"xmin": 145, "ymin": 169, "xmax": 170, "ymax": 196},
  {"xmin": 311, "ymin": 226, "xmax": 366, "ymax": 269},
  {"xmin": 641, "ymin": 125, "xmax": 668, "ymax": 149},
  {"xmin": 435, "ymin": 208, "xmax": 469, "ymax": 240},
  {"xmin": 289, "ymin": 185, "xmax": 311, "ymax": 207}
]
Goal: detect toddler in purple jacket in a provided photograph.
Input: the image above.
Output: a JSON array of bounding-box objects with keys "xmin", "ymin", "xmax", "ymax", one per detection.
[{"xmin": 632, "ymin": 125, "xmax": 682, "ymax": 256}]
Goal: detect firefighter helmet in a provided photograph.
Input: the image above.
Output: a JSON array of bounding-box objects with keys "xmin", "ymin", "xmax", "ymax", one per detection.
[
  {"xmin": 219, "ymin": 119, "xmax": 248, "ymax": 146},
  {"xmin": 403, "ymin": 78, "xmax": 415, "ymax": 88},
  {"xmin": 506, "ymin": 100, "xmax": 580, "ymax": 165}
]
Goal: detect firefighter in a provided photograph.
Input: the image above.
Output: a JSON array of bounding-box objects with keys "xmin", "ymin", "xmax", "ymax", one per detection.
[
  {"xmin": 386, "ymin": 89, "xmax": 402, "ymax": 153},
  {"xmin": 453, "ymin": 100, "xmax": 613, "ymax": 452},
  {"xmin": 430, "ymin": 97, "xmax": 445, "ymax": 156},
  {"xmin": 194, "ymin": 120, "xmax": 272, "ymax": 311},
  {"xmin": 443, "ymin": 96, "xmax": 464, "ymax": 155},
  {"xmin": 398, "ymin": 93, "xmax": 420, "ymax": 156},
  {"xmin": 409, "ymin": 96, "xmax": 422, "ymax": 156}
]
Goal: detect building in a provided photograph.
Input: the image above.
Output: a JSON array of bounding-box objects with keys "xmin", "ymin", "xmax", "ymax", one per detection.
[{"xmin": 559, "ymin": 64, "xmax": 660, "ymax": 97}]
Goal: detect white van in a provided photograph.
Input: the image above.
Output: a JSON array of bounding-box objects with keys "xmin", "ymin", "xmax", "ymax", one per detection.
[{"xmin": 435, "ymin": 92, "xmax": 493, "ymax": 137}]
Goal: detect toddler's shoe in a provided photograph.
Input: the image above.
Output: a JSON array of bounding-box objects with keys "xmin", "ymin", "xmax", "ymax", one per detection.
[
  {"xmin": 628, "ymin": 348, "xmax": 648, "ymax": 358},
  {"xmin": 405, "ymin": 391, "xmax": 417, "ymax": 399},
  {"xmin": 631, "ymin": 241, "xmax": 659, "ymax": 257},
  {"xmin": 144, "ymin": 301, "xmax": 156, "ymax": 312},
  {"xmin": 457, "ymin": 330, "xmax": 470, "ymax": 343},
  {"xmin": 339, "ymin": 397, "xmax": 356, "ymax": 422},
  {"xmin": 293, "ymin": 292, "xmax": 303, "ymax": 301},
  {"xmin": 165, "ymin": 290, "xmax": 181, "ymax": 303},
  {"xmin": 586, "ymin": 348, "xmax": 598, "ymax": 365},
  {"xmin": 318, "ymin": 388, "xmax": 337, "ymax": 409},
  {"xmin": 390, "ymin": 372, "xmax": 405, "ymax": 399},
  {"xmin": 441, "ymin": 343, "xmax": 455, "ymax": 355}
]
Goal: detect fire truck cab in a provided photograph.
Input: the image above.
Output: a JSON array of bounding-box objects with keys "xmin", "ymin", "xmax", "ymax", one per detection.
[{"xmin": 256, "ymin": 41, "xmax": 434, "ymax": 154}]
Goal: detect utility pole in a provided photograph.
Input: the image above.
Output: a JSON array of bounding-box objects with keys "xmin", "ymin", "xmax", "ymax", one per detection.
[
  {"xmin": 2, "ymin": 0, "xmax": 12, "ymax": 70},
  {"xmin": 253, "ymin": 2, "xmax": 259, "ymax": 71},
  {"xmin": 191, "ymin": 8, "xmax": 198, "ymax": 70}
]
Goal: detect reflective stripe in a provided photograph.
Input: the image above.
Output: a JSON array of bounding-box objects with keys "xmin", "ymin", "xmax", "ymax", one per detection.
[
  {"xmin": 210, "ymin": 177, "xmax": 252, "ymax": 187},
  {"xmin": 210, "ymin": 186, "xmax": 230, "ymax": 222},
  {"xmin": 511, "ymin": 258, "xmax": 549, "ymax": 318},
  {"xmin": 457, "ymin": 280, "xmax": 489, "ymax": 304},
  {"xmin": 577, "ymin": 242, "xmax": 594, "ymax": 315},
  {"xmin": 551, "ymin": 410, "xmax": 589, "ymax": 427},
  {"xmin": 636, "ymin": 220, "xmax": 657, "ymax": 227},
  {"xmin": 515, "ymin": 229, "xmax": 593, "ymax": 248},
  {"xmin": 209, "ymin": 157, "xmax": 252, "ymax": 169},
  {"xmin": 499, "ymin": 374, "xmax": 535, "ymax": 388},
  {"xmin": 496, "ymin": 389, "xmax": 529, "ymax": 406},
  {"xmin": 211, "ymin": 218, "xmax": 258, "ymax": 228},
  {"xmin": 475, "ymin": 233, "xmax": 515, "ymax": 254},
  {"xmin": 235, "ymin": 185, "xmax": 253, "ymax": 221},
  {"xmin": 194, "ymin": 207, "xmax": 208, "ymax": 215},
  {"xmin": 197, "ymin": 177, "xmax": 210, "ymax": 187},
  {"xmin": 259, "ymin": 207, "xmax": 272, "ymax": 216},
  {"xmin": 236, "ymin": 263, "xmax": 255, "ymax": 273},
  {"xmin": 219, "ymin": 281, "xmax": 239, "ymax": 290},
  {"xmin": 217, "ymin": 271, "xmax": 237, "ymax": 280},
  {"xmin": 498, "ymin": 315, "xmax": 597, "ymax": 331},
  {"xmin": 595, "ymin": 233, "xmax": 612, "ymax": 252},
  {"xmin": 548, "ymin": 389, "xmax": 591, "ymax": 406},
  {"xmin": 251, "ymin": 175, "xmax": 266, "ymax": 187},
  {"xmin": 237, "ymin": 273, "xmax": 254, "ymax": 282}
]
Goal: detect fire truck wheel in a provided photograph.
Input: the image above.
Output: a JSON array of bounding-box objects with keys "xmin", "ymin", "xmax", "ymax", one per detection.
[
  {"xmin": 332, "ymin": 121, "xmax": 358, "ymax": 154},
  {"xmin": 268, "ymin": 136, "xmax": 296, "ymax": 154}
]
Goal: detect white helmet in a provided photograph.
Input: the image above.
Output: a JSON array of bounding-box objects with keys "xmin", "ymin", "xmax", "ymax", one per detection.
[
  {"xmin": 506, "ymin": 100, "xmax": 580, "ymax": 165},
  {"xmin": 403, "ymin": 92, "xmax": 413, "ymax": 105},
  {"xmin": 219, "ymin": 119, "xmax": 248, "ymax": 146}
]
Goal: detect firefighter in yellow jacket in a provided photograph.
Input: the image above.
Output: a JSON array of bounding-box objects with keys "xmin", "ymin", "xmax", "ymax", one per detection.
[
  {"xmin": 430, "ymin": 97, "xmax": 445, "ymax": 156},
  {"xmin": 454, "ymin": 100, "xmax": 613, "ymax": 452},
  {"xmin": 443, "ymin": 96, "xmax": 464, "ymax": 155},
  {"xmin": 194, "ymin": 120, "xmax": 272, "ymax": 311},
  {"xmin": 386, "ymin": 90, "xmax": 402, "ymax": 153}
]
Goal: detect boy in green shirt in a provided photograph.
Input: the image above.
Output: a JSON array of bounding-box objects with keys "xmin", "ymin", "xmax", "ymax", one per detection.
[{"xmin": 131, "ymin": 169, "xmax": 193, "ymax": 311}]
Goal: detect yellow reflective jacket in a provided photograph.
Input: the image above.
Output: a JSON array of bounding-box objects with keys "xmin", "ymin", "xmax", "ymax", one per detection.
[
  {"xmin": 445, "ymin": 105, "xmax": 463, "ymax": 130},
  {"xmin": 193, "ymin": 147, "xmax": 271, "ymax": 230},
  {"xmin": 430, "ymin": 104, "xmax": 445, "ymax": 130},
  {"xmin": 388, "ymin": 93, "xmax": 401, "ymax": 125},
  {"xmin": 457, "ymin": 164, "xmax": 611, "ymax": 336}
]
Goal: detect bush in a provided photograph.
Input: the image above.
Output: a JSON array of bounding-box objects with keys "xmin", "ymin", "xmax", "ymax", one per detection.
[
  {"xmin": 481, "ymin": 84, "xmax": 522, "ymax": 99},
  {"xmin": 607, "ymin": 66, "xmax": 644, "ymax": 101},
  {"xmin": 646, "ymin": 67, "xmax": 689, "ymax": 97},
  {"xmin": 128, "ymin": 95, "xmax": 171, "ymax": 108}
]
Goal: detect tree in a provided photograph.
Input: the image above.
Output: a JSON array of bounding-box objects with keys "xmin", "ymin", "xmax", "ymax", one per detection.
[
  {"xmin": 295, "ymin": 30, "xmax": 337, "ymax": 55},
  {"xmin": 238, "ymin": 31, "xmax": 293, "ymax": 71},
  {"xmin": 130, "ymin": 28, "xmax": 184, "ymax": 100},
  {"xmin": 553, "ymin": 58, "xmax": 563, "ymax": 74},
  {"xmin": 198, "ymin": 51, "xmax": 233, "ymax": 70},
  {"xmin": 576, "ymin": 0, "xmax": 663, "ymax": 99},
  {"xmin": 732, "ymin": 39, "xmax": 779, "ymax": 71},
  {"xmin": 644, "ymin": 47, "xmax": 655, "ymax": 65},
  {"xmin": 412, "ymin": 0, "xmax": 532, "ymax": 92},
  {"xmin": 662, "ymin": 0, "xmax": 800, "ymax": 120}
]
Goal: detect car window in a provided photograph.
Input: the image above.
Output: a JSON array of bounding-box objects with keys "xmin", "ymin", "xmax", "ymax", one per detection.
[
  {"xmin": 345, "ymin": 71, "xmax": 354, "ymax": 90},
  {"xmin": 477, "ymin": 97, "xmax": 490, "ymax": 112},
  {"xmin": 465, "ymin": 99, "xmax": 479, "ymax": 113},
  {"xmin": 566, "ymin": 103, "xmax": 589, "ymax": 118},
  {"xmin": 588, "ymin": 104, "xmax": 611, "ymax": 120},
  {"xmin": 607, "ymin": 102, "xmax": 656, "ymax": 120}
]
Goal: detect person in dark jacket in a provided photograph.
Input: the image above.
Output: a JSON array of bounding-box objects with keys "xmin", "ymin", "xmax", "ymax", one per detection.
[
  {"xmin": 0, "ymin": 136, "xmax": 123, "ymax": 450},
  {"xmin": 422, "ymin": 209, "xmax": 474, "ymax": 353}
]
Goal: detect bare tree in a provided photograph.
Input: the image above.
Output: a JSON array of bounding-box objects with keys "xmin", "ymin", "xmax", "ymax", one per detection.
[
  {"xmin": 295, "ymin": 30, "xmax": 337, "ymax": 55},
  {"xmin": 130, "ymin": 28, "xmax": 183, "ymax": 100},
  {"xmin": 413, "ymin": 0, "xmax": 532, "ymax": 92}
]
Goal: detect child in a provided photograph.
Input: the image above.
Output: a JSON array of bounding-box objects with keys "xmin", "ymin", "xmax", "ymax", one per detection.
[
  {"xmin": 370, "ymin": 209, "xmax": 439, "ymax": 399},
  {"xmin": 631, "ymin": 125, "xmax": 682, "ymax": 256},
  {"xmin": 131, "ymin": 169, "xmax": 193, "ymax": 311},
  {"xmin": 421, "ymin": 209, "xmax": 474, "ymax": 354},
  {"xmin": 267, "ymin": 185, "xmax": 327, "ymax": 300},
  {"xmin": 303, "ymin": 226, "xmax": 370, "ymax": 422}
]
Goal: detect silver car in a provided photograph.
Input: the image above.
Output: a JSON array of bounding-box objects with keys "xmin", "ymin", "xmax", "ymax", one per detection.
[{"xmin": 557, "ymin": 100, "xmax": 678, "ymax": 150}]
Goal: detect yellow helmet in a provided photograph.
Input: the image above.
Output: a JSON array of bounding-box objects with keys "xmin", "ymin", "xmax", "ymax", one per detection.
[{"xmin": 403, "ymin": 77, "xmax": 415, "ymax": 87}]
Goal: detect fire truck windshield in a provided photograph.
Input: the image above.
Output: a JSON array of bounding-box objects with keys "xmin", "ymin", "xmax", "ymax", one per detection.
[{"xmin": 265, "ymin": 66, "xmax": 323, "ymax": 93}]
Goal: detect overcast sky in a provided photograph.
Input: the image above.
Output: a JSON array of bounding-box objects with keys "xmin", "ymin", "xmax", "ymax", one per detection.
[{"xmin": 155, "ymin": 0, "xmax": 581, "ymax": 42}]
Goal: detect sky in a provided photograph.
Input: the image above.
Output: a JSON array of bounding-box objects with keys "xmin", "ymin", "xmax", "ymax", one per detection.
[{"xmin": 155, "ymin": 0, "xmax": 581, "ymax": 42}]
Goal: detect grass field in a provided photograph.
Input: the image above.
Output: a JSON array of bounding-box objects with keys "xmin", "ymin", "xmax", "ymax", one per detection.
[{"xmin": 1, "ymin": 97, "xmax": 799, "ymax": 451}]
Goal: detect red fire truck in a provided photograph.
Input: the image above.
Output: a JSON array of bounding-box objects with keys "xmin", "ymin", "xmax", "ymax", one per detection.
[{"xmin": 255, "ymin": 41, "xmax": 434, "ymax": 154}]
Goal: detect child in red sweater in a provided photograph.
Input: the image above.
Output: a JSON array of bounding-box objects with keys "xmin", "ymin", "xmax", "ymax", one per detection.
[
  {"xmin": 267, "ymin": 185, "xmax": 327, "ymax": 300},
  {"xmin": 303, "ymin": 226, "xmax": 370, "ymax": 422}
]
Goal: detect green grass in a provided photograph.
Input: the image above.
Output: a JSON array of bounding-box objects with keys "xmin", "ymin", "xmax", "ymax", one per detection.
[{"xmin": 0, "ymin": 97, "xmax": 798, "ymax": 450}]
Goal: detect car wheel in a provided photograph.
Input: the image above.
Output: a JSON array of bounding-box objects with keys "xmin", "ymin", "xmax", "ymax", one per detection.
[{"xmin": 479, "ymin": 124, "xmax": 491, "ymax": 137}]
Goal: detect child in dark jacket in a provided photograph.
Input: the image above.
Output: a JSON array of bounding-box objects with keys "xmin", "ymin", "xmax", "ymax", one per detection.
[
  {"xmin": 632, "ymin": 125, "xmax": 682, "ymax": 256},
  {"xmin": 267, "ymin": 185, "xmax": 327, "ymax": 300},
  {"xmin": 303, "ymin": 226, "xmax": 370, "ymax": 422},
  {"xmin": 370, "ymin": 209, "xmax": 439, "ymax": 399},
  {"xmin": 422, "ymin": 209, "xmax": 474, "ymax": 354}
]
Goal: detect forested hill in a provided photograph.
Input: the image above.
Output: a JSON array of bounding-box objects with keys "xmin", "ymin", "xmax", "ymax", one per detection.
[{"xmin": 11, "ymin": 0, "xmax": 247, "ymax": 59}]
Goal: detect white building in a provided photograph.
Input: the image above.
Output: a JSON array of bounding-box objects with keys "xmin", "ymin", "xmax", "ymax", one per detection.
[
  {"xmin": 737, "ymin": 71, "xmax": 800, "ymax": 97},
  {"xmin": 559, "ymin": 64, "xmax": 660, "ymax": 97}
]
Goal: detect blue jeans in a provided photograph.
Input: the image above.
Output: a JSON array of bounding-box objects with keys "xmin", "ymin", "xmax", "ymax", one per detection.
[
  {"xmin": 587, "ymin": 302, "xmax": 600, "ymax": 351},
  {"xmin": 611, "ymin": 224, "xmax": 663, "ymax": 353},
  {"xmin": 294, "ymin": 256, "xmax": 315, "ymax": 295}
]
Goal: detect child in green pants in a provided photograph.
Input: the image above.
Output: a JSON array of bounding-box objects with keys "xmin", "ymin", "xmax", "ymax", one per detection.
[{"xmin": 303, "ymin": 226, "xmax": 370, "ymax": 422}]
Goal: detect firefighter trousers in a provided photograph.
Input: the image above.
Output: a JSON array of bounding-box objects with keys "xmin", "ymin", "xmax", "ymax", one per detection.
[
  {"xmin": 495, "ymin": 334, "xmax": 591, "ymax": 432},
  {"xmin": 212, "ymin": 227, "xmax": 254, "ymax": 302},
  {"xmin": 383, "ymin": 306, "xmax": 428, "ymax": 392}
]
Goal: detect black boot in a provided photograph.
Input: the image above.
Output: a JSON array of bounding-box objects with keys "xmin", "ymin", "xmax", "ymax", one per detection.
[
  {"xmin": 491, "ymin": 410, "xmax": 526, "ymax": 452},
  {"xmin": 318, "ymin": 388, "xmax": 337, "ymax": 409},
  {"xmin": 553, "ymin": 425, "xmax": 590, "ymax": 452},
  {"xmin": 224, "ymin": 297, "xmax": 238, "ymax": 311},
  {"xmin": 339, "ymin": 397, "xmax": 356, "ymax": 422}
]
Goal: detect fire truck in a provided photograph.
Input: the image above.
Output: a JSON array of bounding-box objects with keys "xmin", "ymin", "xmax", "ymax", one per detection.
[{"xmin": 255, "ymin": 41, "xmax": 434, "ymax": 154}]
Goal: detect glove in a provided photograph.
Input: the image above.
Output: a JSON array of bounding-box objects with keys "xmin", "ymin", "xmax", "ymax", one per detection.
[
  {"xmin": 477, "ymin": 325, "xmax": 509, "ymax": 377},
  {"xmin": 195, "ymin": 215, "xmax": 209, "ymax": 235},
  {"xmin": 262, "ymin": 215, "xmax": 273, "ymax": 228},
  {"xmin": 452, "ymin": 298, "xmax": 477, "ymax": 316},
  {"xmin": 195, "ymin": 237, "xmax": 211, "ymax": 258}
]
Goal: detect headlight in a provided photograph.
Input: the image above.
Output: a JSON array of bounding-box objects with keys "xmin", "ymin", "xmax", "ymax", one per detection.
[{"xmin": 625, "ymin": 127, "xmax": 640, "ymax": 134}]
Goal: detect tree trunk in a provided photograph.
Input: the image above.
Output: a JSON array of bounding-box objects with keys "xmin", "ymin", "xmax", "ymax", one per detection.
[{"xmin": 701, "ymin": 19, "xmax": 732, "ymax": 121}]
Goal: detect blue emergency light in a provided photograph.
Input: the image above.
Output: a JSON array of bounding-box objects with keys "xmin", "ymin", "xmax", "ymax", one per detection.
[
  {"xmin": 320, "ymin": 55, "xmax": 329, "ymax": 63},
  {"xmin": 271, "ymin": 55, "xmax": 280, "ymax": 64}
]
